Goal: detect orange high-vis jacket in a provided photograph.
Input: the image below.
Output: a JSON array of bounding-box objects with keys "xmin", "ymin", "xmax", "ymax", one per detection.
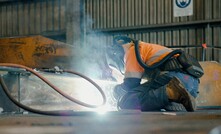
[{"xmin": 124, "ymin": 41, "xmax": 172, "ymax": 79}]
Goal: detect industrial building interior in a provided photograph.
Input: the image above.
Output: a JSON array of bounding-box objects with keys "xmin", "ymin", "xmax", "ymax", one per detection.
[{"xmin": 0, "ymin": 0, "xmax": 221, "ymax": 134}]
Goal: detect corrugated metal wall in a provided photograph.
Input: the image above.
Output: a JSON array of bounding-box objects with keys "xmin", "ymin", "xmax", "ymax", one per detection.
[
  {"xmin": 0, "ymin": 0, "xmax": 66, "ymax": 41},
  {"xmin": 83, "ymin": 0, "xmax": 221, "ymax": 62},
  {"xmin": 0, "ymin": 0, "xmax": 221, "ymax": 61}
]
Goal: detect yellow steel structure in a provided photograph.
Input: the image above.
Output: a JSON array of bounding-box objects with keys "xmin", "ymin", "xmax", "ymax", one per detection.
[
  {"xmin": 197, "ymin": 61, "xmax": 221, "ymax": 107},
  {"xmin": 0, "ymin": 35, "xmax": 74, "ymax": 69}
]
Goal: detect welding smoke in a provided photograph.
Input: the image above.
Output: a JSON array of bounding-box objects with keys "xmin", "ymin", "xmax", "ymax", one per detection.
[{"xmin": 74, "ymin": 32, "xmax": 116, "ymax": 80}]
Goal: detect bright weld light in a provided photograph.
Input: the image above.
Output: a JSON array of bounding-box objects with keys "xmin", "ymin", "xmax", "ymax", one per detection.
[
  {"xmin": 76, "ymin": 86, "xmax": 101, "ymax": 105},
  {"xmin": 94, "ymin": 106, "xmax": 109, "ymax": 115},
  {"xmin": 72, "ymin": 78, "xmax": 119, "ymax": 111}
]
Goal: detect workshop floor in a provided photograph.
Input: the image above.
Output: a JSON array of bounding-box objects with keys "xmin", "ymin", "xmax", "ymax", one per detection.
[{"xmin": 0, "ymin": 110, "xmax": 221, "ymax": 134}]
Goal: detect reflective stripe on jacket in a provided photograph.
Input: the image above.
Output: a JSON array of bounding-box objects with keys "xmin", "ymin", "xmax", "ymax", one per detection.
[{"xmin": 124, "ymin": 41, "xmax": 172, "ymax": 79}]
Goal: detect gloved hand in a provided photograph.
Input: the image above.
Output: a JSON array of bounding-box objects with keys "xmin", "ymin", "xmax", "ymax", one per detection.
[{"xmin": 113, "ymin": 84, "xmax": 127, "ymax": 100}]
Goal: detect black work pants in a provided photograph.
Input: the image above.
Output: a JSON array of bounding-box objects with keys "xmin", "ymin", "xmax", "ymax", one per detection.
[{"xmin": 118, "ymin": 74, "xmax": 173, "ymax": 111}]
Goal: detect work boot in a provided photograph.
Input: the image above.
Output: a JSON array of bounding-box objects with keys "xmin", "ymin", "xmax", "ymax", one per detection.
[{"xmin": 166, "ymin": 77, "xmax": 196, "ymax": 112}]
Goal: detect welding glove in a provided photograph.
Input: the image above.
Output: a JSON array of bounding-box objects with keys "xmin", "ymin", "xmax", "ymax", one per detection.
[
  {"xmin": 113, "ymin": 78, "xmax": 141, "ymax": 100},
  {"xmin": 113, "ymin": 84, "xmax": 127, "ymax": 101}
]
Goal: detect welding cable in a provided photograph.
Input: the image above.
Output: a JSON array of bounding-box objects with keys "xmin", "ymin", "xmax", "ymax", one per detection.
[
  {"xmin": 0, "ymin": 76, "xmax": 92, "ymax": 116},
  {"xmin": 134, "ymin": 40, "xmax": 183, "ymax": 70},
  {"xmin": 0, "ymin": 63, "xmax": 106, "ymax": 110}
]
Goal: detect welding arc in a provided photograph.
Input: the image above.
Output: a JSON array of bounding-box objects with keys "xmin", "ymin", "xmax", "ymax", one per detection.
[{"xmin": 0, "ymin": 63, "xmax": 107, "ymax": 115}]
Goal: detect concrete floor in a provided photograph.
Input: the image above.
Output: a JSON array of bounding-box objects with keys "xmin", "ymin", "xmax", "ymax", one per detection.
[{"xmin": 0, "ymin": 110, "xmax": 221, "ymax": 134}]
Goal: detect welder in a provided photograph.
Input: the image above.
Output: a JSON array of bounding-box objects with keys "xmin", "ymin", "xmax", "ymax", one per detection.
[{"xmin": 110, "ymin": 35, "xmax": 203, "ymax": 112}]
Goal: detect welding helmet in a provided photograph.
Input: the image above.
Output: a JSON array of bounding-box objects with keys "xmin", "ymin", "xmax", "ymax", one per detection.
[
  {"xmin": 113, "ymin": 35, "xmax": 136, "ymax": 46},
  {"xmin": 106, "ymin": 36, "xmax": 136, "ymax": 75}
]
